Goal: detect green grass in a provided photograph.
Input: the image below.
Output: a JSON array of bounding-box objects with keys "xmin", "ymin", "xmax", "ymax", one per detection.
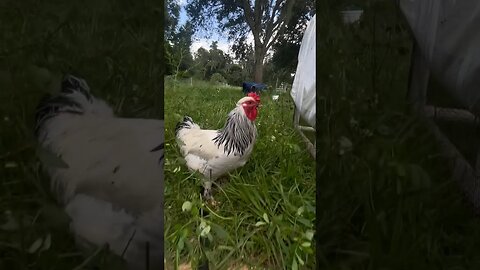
[
  {"xmin": 318, "ymin": 1, "xmax": 480, "ymax": 269},
  {"xmin": 0, "ymin": 0, "xmax": 162, "ymax": 269},
  {"xmin": 164, "ymin": 79, "xmax": 316, "ymax": 269}
]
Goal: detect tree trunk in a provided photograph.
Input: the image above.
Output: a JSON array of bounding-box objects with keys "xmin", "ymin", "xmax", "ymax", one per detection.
[
  {"xmin": 254, "ymin": 60, "xmax": 264, "ymax": 82},
  {"xmin": 253, "ymin": 45, "xmax": 266, "ymax": 82}
]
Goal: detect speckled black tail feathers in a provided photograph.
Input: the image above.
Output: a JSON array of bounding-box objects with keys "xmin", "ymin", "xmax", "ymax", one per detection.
[
  {"xmin": 175, "ymin": 115, "xmax": 194, "ymax": 136},
  {"xmin": 34, "ymin": 75, "xmax": 91, "ymax": 137}
]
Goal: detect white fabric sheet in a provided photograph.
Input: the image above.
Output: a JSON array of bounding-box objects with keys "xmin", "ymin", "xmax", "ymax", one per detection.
[{"xmin": 291, "ymin": 14, "xmax": 316, "ymax": 128}]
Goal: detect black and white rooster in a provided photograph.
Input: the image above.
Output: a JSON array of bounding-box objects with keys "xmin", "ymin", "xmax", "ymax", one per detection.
[
  {"xmin": 175, "ymin": 92, "xmax": 261, "ymax": 200},
  {"xmin": 35, "ymin": 75, "xmax": 164, "ymax": 269}
]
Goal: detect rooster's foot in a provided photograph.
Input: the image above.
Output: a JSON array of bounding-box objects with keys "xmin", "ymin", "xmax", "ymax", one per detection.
[
  {"xmin": 202, "ymin": 187, "xmax": 213, "ymax": 200},
  {"xmin": 201, "ymin": 187, "xmax": 220, "ymax": 207}
]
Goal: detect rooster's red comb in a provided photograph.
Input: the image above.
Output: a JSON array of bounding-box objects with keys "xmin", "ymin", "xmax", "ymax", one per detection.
[{"xmin": 247, "ymin": 92, "xmax": 261, "ymax": 103}]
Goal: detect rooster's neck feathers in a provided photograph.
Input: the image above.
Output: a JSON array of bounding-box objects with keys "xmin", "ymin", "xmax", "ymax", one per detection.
[
  {"xmin": 34, "ymin": 75, "xmax": 113, "ymax": 139},
  {"xmin": 35, "ymin": 75, "xmax": 92, "ymax": 137},
  {"xmin": 35, "ymin": 95, "xmax": 83, "ymax": 137},
  {"xmin": 175, "ymin": 116, "xmax": 194, "ymax": 136},
  {"xmin": 212, "ymin": 106, "xmax": 256, "ymax": 156}
]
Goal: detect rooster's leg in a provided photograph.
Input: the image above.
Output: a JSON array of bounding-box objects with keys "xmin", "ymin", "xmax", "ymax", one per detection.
[
  {"xmin": 200, "ymin": 169, "xmax": 219, "ymax": 206},
  {"xmin": 202, "ymin": 180, "xmax": 213, "ymax": 200},
  {"xmin": 201, "ymin": 180, "xmax": 219, "ymax": 207}
]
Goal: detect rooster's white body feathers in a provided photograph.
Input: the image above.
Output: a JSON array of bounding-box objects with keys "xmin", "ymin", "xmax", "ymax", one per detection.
[
  {"xmin": 175, "ymin": 96, "xmax": 259, "ymax": 195},
  {"xmin": 176, "ymin": 120, "xmax": 253, "ymax": 180}
]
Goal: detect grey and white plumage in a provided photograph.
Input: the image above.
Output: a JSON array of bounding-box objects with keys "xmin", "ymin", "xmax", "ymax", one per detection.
[
  {"xmin": 35, "ymin": 75, "xmax": 164, "ymax": 269},
  {"xmin": 175, "ymin": 95, "xmax": 260, "ymax": 199}
]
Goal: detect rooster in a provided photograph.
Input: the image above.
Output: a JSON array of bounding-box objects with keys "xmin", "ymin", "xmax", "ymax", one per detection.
[
  {"xmin": 35, "ymin": 75, "xmax": 164, "ymax": 270},
  {"xmin": 175, "ymin": 92, "xmax": 261, "ymax": 200}
]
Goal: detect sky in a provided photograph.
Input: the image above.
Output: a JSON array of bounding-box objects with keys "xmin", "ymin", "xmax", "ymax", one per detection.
[
  {"xmin": 177, "ymin": 0, "xmax": 253, "ymax": 57},
  {"xmin": 177, "ymin": 1, "xmax": 230, "ymax": 55}
]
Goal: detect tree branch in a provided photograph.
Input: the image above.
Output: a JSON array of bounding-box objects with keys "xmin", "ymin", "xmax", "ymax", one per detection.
[
  {"xmin": 241, "ymin": 0, "xmax": 256, "ymax": 32},
  {"xmin": 266, "ymin": 21, "xmax": 286, "ymax": 49},
  {"xmin": 264, "ymin": 0, "xmax": 283, "ymax": 37},
  {"xmin": 265, "ymin": 0, "xmax": 294, "ymax": 50}
]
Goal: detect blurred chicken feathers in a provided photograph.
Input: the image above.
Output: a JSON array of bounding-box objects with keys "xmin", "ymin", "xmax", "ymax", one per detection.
[{"xmin": 34, "ymin": 74, "xmax": 164, "ymax": 269}]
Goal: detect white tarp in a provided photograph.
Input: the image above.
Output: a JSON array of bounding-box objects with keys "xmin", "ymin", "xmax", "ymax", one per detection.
[
  {"xmin": 400, "ymin": 0, "xmax": 480, "ymax": 114},
  {"xmin": 291, "ymin": 14, "xmax": 316, "ymax": 128}
]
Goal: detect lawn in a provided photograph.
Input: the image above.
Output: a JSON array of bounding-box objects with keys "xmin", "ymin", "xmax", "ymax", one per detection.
[
  {"xmin": 317, "ymin": 1, "xmax": 480, "ymax": 269},
  {"xmin": 0, "ymin": 0, "xmax": 162, "ymax": 269},
  {"xmin": 163, "ymin": 78, "xmax": 316, "ymax": 269}
]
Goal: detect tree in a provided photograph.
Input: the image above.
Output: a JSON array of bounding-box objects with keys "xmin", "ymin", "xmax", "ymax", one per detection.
[
  {"xmin": 192, "ymin": 42, "xmax": 231, "ymax": 80},
  {"xmin": 190, "ymin": 42, "xmax": 253, "ymax": 86},
  {"xmin": 210, "ymin": 72, "xmax": 227, "ymax": 84},
  {"xmin": 165, "ymin": 22, "xmax": 194, "ymax": 80},
  {"xmin": 165, "ymin": 0, "xmax": 180, "ymax": 41},
  {"xmin": 165, "ymin": 0, "xmax": 181, "ymax": 76},
  {"xmin": 206, "ymin": 42, "xmax": 230, "ymax": 78},
  {"xmin": 192, "ymin": 47, "xmax": 210, "ymax": 79},
  {"xmin": 165, "ymin": 0, "xmax": 195, "ymax": 80},
  {"xmin": 187, "ymin": 0, "xmax": 301, "ymax": 83},
  {"xmin": 268, "ymin": 0, "xmax": 315, "ymax": 84},
  {"xmin": 224, "ymin": 64, "xmax": 245, "ymax": 86}
]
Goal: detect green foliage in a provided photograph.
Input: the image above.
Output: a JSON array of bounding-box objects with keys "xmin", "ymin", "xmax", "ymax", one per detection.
[
  {"xmin": 192, "ymin": 43, "xmax": 230, "ymax": 81},
  {"xmin": 0, "ymin": 0, "xmax": 162, "ymax": 268},
  {"xmin": 186, "ymin": 0, "xmax": 314, "ymax": 82},
  {"xmin": 167, "ymin": 1, "xmax": 314, "ymax": 84},
  {"xmin": 224, "ymin": 64, "xmax": 248, "ymax": 87},
  {"xmin": 165, "ymin": 0, "xmax": 180, "ymax": 41},
  {"xmin": 189, "ymin": 43, "xmax": 252, "ymax": 87},
  {"xmin": 210, "ymin": 73, "xmax": 226, "ymax": 85},
  {"xmin": 318, "ymin": 0, "xmax": 480, "ymax": 269},
  {"xmin": 165, "ymin": 17, "xmax": 195, "ymax": 77},
  {"xmin": 164, "ymin": 81, "xmax": 315, "ymax": 269},
  {"xmin": 265, "ymin": 0, "xmax": 316, "ymax": 84}
]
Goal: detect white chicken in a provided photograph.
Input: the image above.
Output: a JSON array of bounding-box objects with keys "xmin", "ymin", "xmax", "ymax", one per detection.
[
  {"xmin": 34, "ymin": 75, "xmax": 164, "ymax": 269},
  {"xmin": 175, "ymin": 92, "xmax": 261, "ymax": 200}
]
